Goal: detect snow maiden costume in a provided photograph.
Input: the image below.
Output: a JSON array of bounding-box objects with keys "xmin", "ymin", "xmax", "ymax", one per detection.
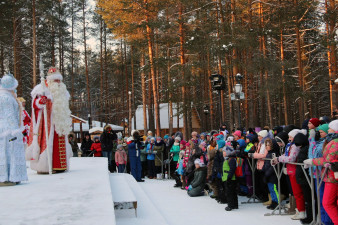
[
  {"xmin": 0, "ymin": 73, "xmax": 28, "ymax": 186},
  {"xmin": 25, "ymin": 67, "xmax": 73, "ymax": 174}
]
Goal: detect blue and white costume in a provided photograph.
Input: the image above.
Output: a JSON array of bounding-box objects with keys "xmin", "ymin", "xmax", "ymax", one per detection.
[{"xmin": 0, "ymin": 73, "xmax": 28, "ymax": 183}]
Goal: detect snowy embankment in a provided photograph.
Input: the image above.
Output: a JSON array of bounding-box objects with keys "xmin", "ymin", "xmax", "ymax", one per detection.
[{"xmin": 0, "ymin": 158, "xmax": 115, "ymax": 225}]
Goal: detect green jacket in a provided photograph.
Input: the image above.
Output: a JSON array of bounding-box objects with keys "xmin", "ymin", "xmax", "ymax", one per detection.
[
  {"xmin": 170, "ymin": 144, "xmax": 180, "ymax": 162},
  {"xmin": 154, "ymin": 143, "xmax": 165, "ymax": 166},
  {"xmin": 222, "ymin": 158, "xmax": 236, "ymax": 182},
  {"xmin": 188, "ymin": 167, "xmax": 207, "ymax": 197}
]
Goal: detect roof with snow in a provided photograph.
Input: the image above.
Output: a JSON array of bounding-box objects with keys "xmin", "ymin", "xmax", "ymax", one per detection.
[
  {"xmin": 132, "ymin": 103, "xmax": 184, "ymax": 130},
  {"xmin": 73, "ymin": 120, "xmax": 124, "ymax": 132}
]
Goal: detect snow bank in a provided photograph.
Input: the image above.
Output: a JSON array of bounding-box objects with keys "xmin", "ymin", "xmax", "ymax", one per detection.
[{"xmin": 0, "ymin": 158, "xmax": 115, "ymax": 225}]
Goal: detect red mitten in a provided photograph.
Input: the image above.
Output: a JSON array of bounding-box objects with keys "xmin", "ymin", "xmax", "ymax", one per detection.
[
  {"xmin": 124, "ymin": 161, "xmax": 127, "ymax": 165},
  {"xmin": 39, "ymin": 96, "xmax": 47, "ymax": 105},
  {"xmin": 116, "ymin": 162, "xmax": 119, "ymax": 167}
]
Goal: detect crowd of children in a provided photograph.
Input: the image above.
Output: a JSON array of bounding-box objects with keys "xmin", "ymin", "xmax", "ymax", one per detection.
[
  {"xmin": 77, "ymin": 118, "xmax": 338, "ymax": 224},
  {"xmin": 168, "ymin": 119, "xmax": 338, "ymax": 224}
]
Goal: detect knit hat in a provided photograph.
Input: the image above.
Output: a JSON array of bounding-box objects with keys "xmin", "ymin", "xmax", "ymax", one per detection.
[
  {"xmin": 186, "ymin": 142, "xmax": 190, "ymax": 147},
  {"xmin": 317, "ymin": 124, "xmax": 329, "ymax": 134},
  {"xmin": 217, "ymin": 139, "xmax": 226, "ymax": 149},
  {"xmin": 309, "ymin": 118, "xmax": 321, "ymax": 128},
  {"xmin": 175, "ymin": 136, "xmax": 181, "ymax": 142},
  {"xmin": 180, "ymin": 140, "xmax": 186, "ymax": 146},
  {"xmin": 216, "ymin": 134, "xmax": 224, "ymax": 141},
  {"xmin": 227, "ymin": 136, "xmax": 234, "ymax": 142},
  {"xmin": 117, "ymin": 144, "xmax": 123, "ymax": 150},
  {"xmin": 328, "ymin": 120, "xmax": 338, "ymax": 132},
  {"xmin": 164, "ymin": 135, "xmax": 169, "ymax": 139},
  {"xmin": 288, "ymin": 129, "xmax": 307, "ymax": 138},
  {"xmin": 246, "ymin": 134, "xmax": 254, "ymax": 142},
  {"xmin": 194, "ymin": 158, "xmax": 205, "ymax": 167},
  {"xmin": 150, "ymin": 137, "xmax": 155, "ymax": 141},
  {"xmin": 233, "ymin": 130, "xmax": 241, "ymax": 137},
  {"xmin": 258, "ymin": 130, "xmax": 268, "ymax": 138}
]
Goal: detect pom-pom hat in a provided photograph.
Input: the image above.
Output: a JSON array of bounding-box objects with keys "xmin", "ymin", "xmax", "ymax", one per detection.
[{"xmin": 0, "ymin": 73, "xmax": 18, "ymax": 91}]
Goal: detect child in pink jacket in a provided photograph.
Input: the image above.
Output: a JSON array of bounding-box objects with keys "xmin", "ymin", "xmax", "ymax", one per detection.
[{"xmin": 115, "ymin": 144, "xmax": 127, "ymax": 173}]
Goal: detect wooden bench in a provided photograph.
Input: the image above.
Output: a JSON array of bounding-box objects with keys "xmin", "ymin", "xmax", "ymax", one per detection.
[{"xmin": 109, "ymin": 174, "xmax": 138, "ymax": 217}]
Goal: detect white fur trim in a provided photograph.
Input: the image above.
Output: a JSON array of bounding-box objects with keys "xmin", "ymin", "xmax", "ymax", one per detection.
[
  {"xmin": 47, "ymin": 73, "xmax": 63, "ymax": 81},
  {"xmin": 31, "ymin": 84, "xmax": 52, "ymax": 99}
]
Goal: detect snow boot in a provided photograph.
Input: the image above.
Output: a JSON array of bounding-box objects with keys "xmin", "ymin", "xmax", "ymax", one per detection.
[
  {"xmin": 263, "ymin": 194, "xmax": 272, "ymax": 206},
  {"xmin": 291, "ymin": 209, "xmax": 306, "ymax": 220},
  {"xmin": 288, "ymin": 195, "xmax": 296, "ymax": 214},
  {"xmin": 267, "ymin": 201, "xmax": 278, "ymax": 210},
  {"xmin": 0, "ymin": 182, "xmax": 16, "ymax": 186}
]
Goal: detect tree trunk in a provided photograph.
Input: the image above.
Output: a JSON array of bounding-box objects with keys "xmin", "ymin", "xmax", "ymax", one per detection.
[
  {"xmin": 167, "ymin": 44, "xmax": 173, "ymax": 135},
  {"xmin": 32, "ymin": 0, "xmax": 37, "ymax": 87},
  {"xmin": 131, "ymin": 46, "xmax": 136, "ymax": 130},
  {"xmin": 179, "ymin": 3, "xmax": 188, "ymax": 139},
  {"xmin": 144, "ymin": 0, "xmax": 160, "ymax": 137},
  {"xmin": 207, "ymin": 51, "xmax": 215, "ymax": 129},
  {"xmin": 82, "ymin": 0, "xmax": 91, "ymax": 118},
  {"xmin": 280, "ymin": 28, "xmax": 288, "ymax": 125},
  {"xmin": 100, "ymin": 18, "xmax": 104, "ymax": 123},
  {"xmin": 12, "ymin": 0, "xmax": 21, "ymax": 96},
  {"xmin": 326, "ymin": 0, "xmax": 337, "ymax": 114},
  {"xmin": 141, "ymin": 53, "xmax": 148, "ymax": 134}
]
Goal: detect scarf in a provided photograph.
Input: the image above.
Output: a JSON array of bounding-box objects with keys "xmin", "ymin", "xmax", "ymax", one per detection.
[{"xmin": 325, "ymin": 133, "xmax": 338, "ymax": 143}]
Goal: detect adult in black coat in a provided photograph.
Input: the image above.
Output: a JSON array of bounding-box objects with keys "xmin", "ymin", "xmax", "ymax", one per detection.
[
  {"xmin": 100, "ymin": 125, "xmax": 117, "ymax": 171},
  {"xmin": 294, "ymin": 133, "xmax": 313, "ymax": 224},
  {"xmin": 80, "ymin": 133, "xmax": 93, "ymax": 157}
]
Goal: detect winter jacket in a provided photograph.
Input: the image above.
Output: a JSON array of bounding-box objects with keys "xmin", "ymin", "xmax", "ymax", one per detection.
[
  {"xmin": 213, "ymin": 149, "xmax": 225, "ymax": 179},
  {"xmin": 308, "ymin": 137, "xmax": 325, "ymax": 178},
  {"xmin": 90, "ymin": 142, "xmax": 102, "ymax": 157},
  {"xmin": 262, "ymin": 149, "xmax": 278, "ymax": 184},
  {"xmin": 278, "ymin": 143, "xmax": 300, "ymax": 176},
  {"xmin": 69, "ymin": 140, "xmax": 79, "ymax": 156},
  {"xmin": 146, "ymin": 143, "xmax": 155, "ymax": 160},
  {"xmin": 128, "ymin": 141, "xmax": 142, "ymax": 158},
  {"xmin": 81, "ymin": 139, "xmax": 93, "ymax": 156},
  {"xmin": 253, "ymin": 140, "xmax": 268, "ymax": 170},
  {"xmin": 170, "ymin": 143, "xmax": 180, "ymax": 162},
  {"xmin": 183, "ymin": 148, "xmax": 191, "ymax": 168},
  {"xmin": 100, "ymin": 130, "xmax": 117, "ymax": 152},
  {"xmin": 207, "ymin": 145, "xmax": 216, "ymax": 179},
  {"xmin": 115, "ymin": 149, "xmax": 127, "ymax": 165},
  {"xmin": 312, "ymin": 134, "xmax": 338, "ymax": 183},
  {"xmin": 294, "ymin": 133, "xmax": 309, "ymax": 185},
  {"xmin": 222, "ymin": 157, "xmax": 236, "ymax": 181},
  {"xmin": 188, "ymin": 166, "xmax": 207, "ymax": 197},
  {"xmin": 154, "ymin": 141, "xmax": 165, "ymax": 166}
]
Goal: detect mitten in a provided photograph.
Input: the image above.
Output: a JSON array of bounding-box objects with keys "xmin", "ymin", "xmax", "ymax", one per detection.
[
  {"xmin": 303, "ymin": 159, "xmax": 313, "ymax": 169},
  {"xmin": 248, "ymin": 153, "xmax": 254, "ymax": 158},
  {"xmin": 116, "ymin": 162, "xmax": 119, "ymax": 166},
  {"xmin": 271, "ymin": 158, "xmax": 279, "ymax": 166},
  {"xmin": 324, "ymin": 163, "xmax": 331, "ymax": 169}
]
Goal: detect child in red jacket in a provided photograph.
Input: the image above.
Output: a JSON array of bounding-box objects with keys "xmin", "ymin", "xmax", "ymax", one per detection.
[{"xmin": 90, "ymin": 137, "xmax": 102, "ymax": 157}]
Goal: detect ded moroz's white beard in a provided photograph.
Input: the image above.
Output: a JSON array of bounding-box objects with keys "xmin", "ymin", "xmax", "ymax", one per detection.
[{"xmin": 47, "ymin": 80, "xmax": 72, "ymax": 136}]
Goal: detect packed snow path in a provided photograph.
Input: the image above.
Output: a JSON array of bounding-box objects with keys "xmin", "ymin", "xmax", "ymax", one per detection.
[{"xmin": 116, "ymin": 177, "xmax": 300, "ymax": 225}]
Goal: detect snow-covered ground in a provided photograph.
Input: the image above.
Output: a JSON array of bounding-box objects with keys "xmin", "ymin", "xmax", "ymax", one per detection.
[
  {"xmin": 116, "ymin": 177, "xmax": 300, "ymax": 225},
  {"xmin": 1, "ymin": 158, "xmax": 300, "ymax": 225},
  {"xmin": 0, "ymin": 158, "xmax": 115, "ymax": 225}
]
